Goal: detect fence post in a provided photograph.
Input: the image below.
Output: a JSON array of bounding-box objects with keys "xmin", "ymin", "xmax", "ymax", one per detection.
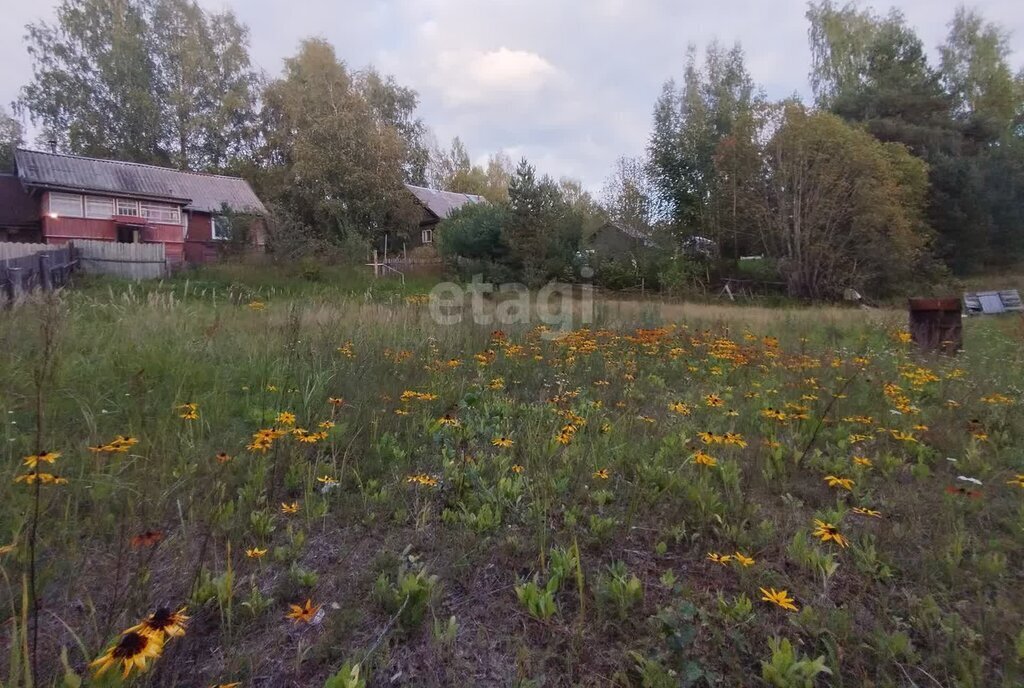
[
  {"xmin": 38, "ymin": 253, "xmax": 52, "ymax": 292},
  {"xmin": 9, "ymin": 267, "xmax": 24, "ymax": 301}
]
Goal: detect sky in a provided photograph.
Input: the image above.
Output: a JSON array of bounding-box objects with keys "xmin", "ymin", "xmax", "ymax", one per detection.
[{"xmin": 1, "ymin": 0, "xmax": 1022, "ymax": 192}]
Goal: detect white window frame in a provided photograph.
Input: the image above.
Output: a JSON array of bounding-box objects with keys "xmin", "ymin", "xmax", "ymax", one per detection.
[
  {"xmin": 140, "ymin": 202, "xmax": 181, "ymax": 225},
  {"xmin": 116, "ymin": 199, "xmax": 140, "ymax": 217},
  {"xmin": 421, "ymin": 228, "xmax": 433, "ymax": 244},
  {"xmin": 48, "ymin": 192, "xmax": 83, "ymax": 218},
  {"xmin": 211, "ymin": 215, "xmax": 232, "ymax": 241},
  {"xmin": 85, "ymin": 196, "xmax": 114, "ymax": 219}
]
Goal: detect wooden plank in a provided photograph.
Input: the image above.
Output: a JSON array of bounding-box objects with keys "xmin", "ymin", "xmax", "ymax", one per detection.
[{"xmin": 0, "ymin": 242, "xmax": 49, "ymax": 261}]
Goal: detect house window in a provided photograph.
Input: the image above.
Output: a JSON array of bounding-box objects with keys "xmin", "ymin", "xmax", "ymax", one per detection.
[
  {"xmin": 85, "ymin": 196, "xmax": 114, "ymax": 219},
  {"xmin": 116, "ymin": 199, "xmax": 140, "ymax": 216},
  {"xmin": 49, "ymin": 192, "xmax": 83, "ymax": 218},
  {"xmin": 211, "ymin": 215, "xmax": 232, "ymax": 241},
  {"xmin": 140, "ymin": 202, "xmax": 181, "ymax": 225},
  {"xmin": 421, "ymin": 228, "xmax": 433, "ymax": 244}
]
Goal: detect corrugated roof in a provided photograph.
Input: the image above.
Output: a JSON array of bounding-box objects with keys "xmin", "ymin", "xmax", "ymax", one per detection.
[
  {"xmin": 0, "ymin": 174, "xmax": 40, "ymax": 226},
  {"xmin": 15, "ymin": 149, "xmax": 266, "ymax": 214},
  {"xmin": 602, "ymin": 221, "xmax": 656, "ymax": 246},
  {"xmin": 405, "ymin": 183, "xmax": 485, "ymax": 220}
]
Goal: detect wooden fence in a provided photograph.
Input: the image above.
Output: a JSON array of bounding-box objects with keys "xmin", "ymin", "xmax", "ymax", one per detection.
[
  {"xmin": 0, "ymin": 241, "xmax": 53, "ymax": 261},
  {"xmin": 73, "ymin": 239, "xmax": 167, "ymax": 279},
  {"xmin": 0, "ymin": 245, "xmax": 76, "ymax": 302}
]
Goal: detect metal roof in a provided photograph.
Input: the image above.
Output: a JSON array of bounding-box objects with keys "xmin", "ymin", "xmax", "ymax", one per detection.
[
  {"xmin": 0, "ymin": 174, "xmax": 40, "ymax": 227},
  {"xmin": 14, "ymin": 149, "xmax": 266, "ymax": 214},
  {"xmin": 600, "ymin": 221, "xmax": 656, "ymax": 247},
  {"xmin": 964, "ymin": 290, "xmax": 1023, "ymax": 315},
  {"xmin": 405, "ymin": 183, "xmax": 485, "ymax": 220}
]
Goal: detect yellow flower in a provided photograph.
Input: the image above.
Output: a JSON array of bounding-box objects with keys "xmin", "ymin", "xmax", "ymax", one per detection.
[
  {"xmin": 852, "ymin": 507, "xmax": 882, "ymax": 518},
  {"xmin": 22, "ymin": 451, "xmax": 60, "ymax": 468},
  {"xmin": 247, "ymin": 300, "xmax": 266, "ymax": 311},
  {"xmin": 704, "ymin": 393, "xmax": 724, "ymax": 408},
  {"xmin": 824, "ymin": 475, "xmax": 854, "ymax": 490},
  {"xmin": 707, "ymin": 552, "xmax": 732, "ymax": 565},
  {"xmin": 733, "ymin": 552, "xmax": 755, "ymax": 567},
  {"xmin": 890, "ymin": 430, "xmax": 918, "ymax": 443},
  {"xmin": 90, "ymin": 631, "xmax": 164, "ymax": 678},
  {"xmin": 812, "ymin": 519, "xmax": 849, "ymax": 548},
  {"xmin": 15, "ymin": 472, "xmax": 68, "ymax": 485},
  {"xmin": 1006, "ymin": 474, "xmax": 1024, "ymax": 489},
  {"xmin": 317, "ymin": 475, "xmax": 339, "ymax": 486},
  {"xmin": 852, "ymin": 456, "xmax": 872, "ymax": 468},
  {"xmin": 286, "ymin": 599, "xmax": 321, "ymax": 624},
  {"xmin": 438, "ymin": 414, "xmax": 460, "ymax": 427},
  {"xmin": 127, "ymin": 607, "xmax": 189, "ymax": 639},
  {"xmin": 593, "ymin": 468, "xmax": 610, "ymax": 480},
  {"xmin": 276, "ymin": 411, "xmax": 296, "ymax": 426},
  {"xmin": 489, "ymin": 377, "xmax": 506, "ymax": 390},
  {"xmin": 406, "ymin": 474, "xmax": 438, "ymax": 487},
  {"xmin": 692, "ymin": 450, "xmax": 717, "ymax": 467},
  {"xmin": 491, "ymin": 436, "xmax": 514, "ymax": 448},
  {"xmin": 246, "ymin": 547, "xmax": 268, "ymax": 558},
  {"xmin": 668, "ymin": 402, "xmax": 692, "ymax": 416},
  {"xmin": 177, "ymin": 403, "xmax": 199, "ymax": 420},
  {"xmin": 280, "ymin": 501, "xmax": 300, "ymax": 515},
  {"xmin": 759, "ymin": 587, "xmax": 798, "ymax": 612},
  {"xmin": 319, "ymin": 420, "xmax": 336, "ymax": 430},
  {"xmin": 511, "ymin": 464, "xmax": 524, "ymax": 474},
  {"xmin": 215, "ymin": 452, "xmax": 232, "ymax": 464}
]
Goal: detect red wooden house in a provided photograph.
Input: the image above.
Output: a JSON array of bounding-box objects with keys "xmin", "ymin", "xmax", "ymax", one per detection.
[{"xmin": 4, "ymin": 149, "xmax": 266, "ymax": 264}]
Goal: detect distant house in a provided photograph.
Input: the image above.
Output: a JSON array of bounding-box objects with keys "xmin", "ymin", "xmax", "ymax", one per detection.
[
  {"xmin": 6, "ymin": 148, "xmax": 267, "ymax": 265},
  {"xmin": 404, "ymin": 183, "xmax": 485, "ymax": 250},
  {"xmin": 585, "ymin": 221, "xmax": 656, "ymax": 256}
]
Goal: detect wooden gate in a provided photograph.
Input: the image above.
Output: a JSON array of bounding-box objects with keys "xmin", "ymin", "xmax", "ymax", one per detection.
[{"xmin": 73, "ymin": 239, "xmax": 167, "ymax": 279}]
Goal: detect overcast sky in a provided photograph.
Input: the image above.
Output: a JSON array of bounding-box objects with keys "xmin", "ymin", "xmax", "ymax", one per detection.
[{"xmin": 1, "ymin": 1, "xmax": 1021, "ymax": 191}]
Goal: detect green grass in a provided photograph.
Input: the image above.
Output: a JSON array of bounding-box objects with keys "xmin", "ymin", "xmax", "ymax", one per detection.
[{"xmin": 0, "ymin": 266, "xmax": 1022, "ymax": 687}]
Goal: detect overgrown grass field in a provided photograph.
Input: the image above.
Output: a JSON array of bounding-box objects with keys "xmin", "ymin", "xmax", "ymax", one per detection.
[{"xmin": 1, "ymin": 270, "xmax": 1022, "ymax": 687}]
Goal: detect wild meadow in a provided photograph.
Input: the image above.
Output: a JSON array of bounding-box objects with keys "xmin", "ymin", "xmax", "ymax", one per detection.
[{"xmin": 0, "ymin": 269, "xmax": 1022, "ymax": 687}]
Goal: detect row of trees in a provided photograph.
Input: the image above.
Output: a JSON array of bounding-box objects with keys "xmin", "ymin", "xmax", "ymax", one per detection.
[
  {"xmin": 6, "ymin": 0, "xmax": 1023, "ymax": 297},
  {"xmin": 599, "ymin": 2, "xmax": 1024, "ymax": 296},
  {"xmin": 8, "ymin": 0, "xmax": 436, "ymax": 249}
]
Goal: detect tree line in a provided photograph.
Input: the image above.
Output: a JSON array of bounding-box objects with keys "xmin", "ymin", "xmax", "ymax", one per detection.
[
  {"xmin": 598, "ymin": 2, "xmax": 1024, "ymax": 297},
  {"xmin": 2, "ymin": 0, "xmax": 1022, "ymax": 297}
]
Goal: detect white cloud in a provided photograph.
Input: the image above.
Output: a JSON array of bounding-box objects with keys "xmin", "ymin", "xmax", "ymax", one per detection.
[{"xmin": 434, "ymin": 47, "xmax": 558, "ymax": 106}]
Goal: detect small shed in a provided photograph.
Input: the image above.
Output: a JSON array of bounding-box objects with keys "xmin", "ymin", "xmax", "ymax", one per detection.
[{"xmin": 585, "ymin": 221, "xmax": 655, "ymax": 256}]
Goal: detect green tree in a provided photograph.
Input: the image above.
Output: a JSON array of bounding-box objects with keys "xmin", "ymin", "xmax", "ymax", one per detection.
[
  {"xmin": 806, "ymin": 0, "xmax": 893, "ymax": 106},
  {"xmin": 0, "ymin": 108, "xmax": 23, "ymax": 171},
  {"xmin": 753, "ymin": 107, "xmax": 933, "ymax": 299},
  {"xmin": 601, "ymin": 156, "xmax": 655, "ymax": 232},
  {"xmin": 259, "ymin": 39, "xmax": 420, "ymax": 244},
  {"xmin": 357, "ymin": 68, "xmax": 430, "ymax": 185},
  {"xmin": 507, "ymin": 158, "xmax": 583, "ymax": 283},
  {"xmin": 940, "ymin": 6, "xmax": 1018, "ymax": 133},
  {"xmin": 20, "ymin": 0, "xmax": 258, "ymax": 170},
  {"xmin": 147, "ymin": 0, "xmax": 259, "ymax": 170},
  {"xmin": 21, "ymin": 0, "xmax": 164, "ymax": 162},
  {"xmin": 647, "ymin": 42, "xmax": 759, "ymax": 247},
  {"xmin": 428, "ymin": 137, "xmax": 488, "ymax": 195}
]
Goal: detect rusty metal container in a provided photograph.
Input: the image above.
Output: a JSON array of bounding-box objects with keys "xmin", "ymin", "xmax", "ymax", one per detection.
[{"xmin": 908, "ymin": 297, "xmax": 962, "ymax": 354}]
